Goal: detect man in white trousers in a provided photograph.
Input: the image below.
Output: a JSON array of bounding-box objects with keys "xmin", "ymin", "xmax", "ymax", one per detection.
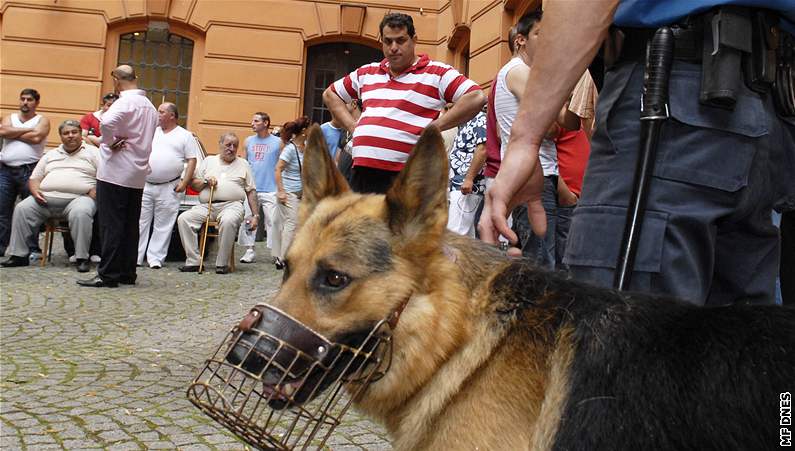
[
  {"xmin": 237, "ymin": 112, "xmax": 283, "ymax": 264},
  {"xmin": 137, "ymin": 102, "xmax": 197, "ymax": 269}
]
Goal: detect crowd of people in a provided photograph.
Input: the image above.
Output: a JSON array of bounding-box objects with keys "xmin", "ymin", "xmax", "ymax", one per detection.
[{"xmin": 0, "ymin": 8, "xmax": 792, "ymax": 305}]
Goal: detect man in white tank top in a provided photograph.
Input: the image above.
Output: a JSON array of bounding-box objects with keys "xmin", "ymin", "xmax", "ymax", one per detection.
[
  {"xmin": 0, "ymin": 88, "xmax": 51, "ymax": 256},
  {"xmin": 493, "ymin": 13, "xmax": 550, "ymax": 261},
  {"xmin": 491, "ymin": 11, "xmax": 578, "ymax": 269}
]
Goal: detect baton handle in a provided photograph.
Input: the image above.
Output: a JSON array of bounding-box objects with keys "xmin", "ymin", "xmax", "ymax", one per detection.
[
  {"xmin": 641, "ymin": 27, "xmax": 675, "ymax": 120},
  {"xmin": 614, "ymin": 27, "xmax": 675, "ymax": 291}
]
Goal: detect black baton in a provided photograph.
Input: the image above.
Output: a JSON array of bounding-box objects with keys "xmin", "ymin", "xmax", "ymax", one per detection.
[{"xmin": 614, "ymin": 27, "xmax": 675, "ymax": 290}]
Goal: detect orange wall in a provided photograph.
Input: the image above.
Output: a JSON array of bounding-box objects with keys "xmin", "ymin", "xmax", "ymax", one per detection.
[{"xmin": 0, "ymin": 0, "xmax": 534, "ymax": 151}]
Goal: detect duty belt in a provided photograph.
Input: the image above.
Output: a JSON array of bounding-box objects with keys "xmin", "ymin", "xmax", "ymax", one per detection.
[{"xmin": 610, "ymin": 6, "xmax": 794, "ymax": 113}]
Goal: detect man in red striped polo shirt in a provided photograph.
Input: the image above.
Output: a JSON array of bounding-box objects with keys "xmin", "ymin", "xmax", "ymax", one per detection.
[{"xmin": 323, "ymin": 12, "xmax": 487, "ymax": 194}]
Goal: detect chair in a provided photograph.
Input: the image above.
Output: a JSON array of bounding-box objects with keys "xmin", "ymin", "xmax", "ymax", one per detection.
[
  {"xmin": 198, "ymin": 185, "xmax": 236, "ymax": 274},
  {"xmin": 41, "ymin": 218, "xmax": 69, "ymax": 267}
]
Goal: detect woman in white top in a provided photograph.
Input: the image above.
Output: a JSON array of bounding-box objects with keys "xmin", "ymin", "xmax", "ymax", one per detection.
[{"xmin": 273, "ymin": 116, "xmax": 310, "ymax": 270}]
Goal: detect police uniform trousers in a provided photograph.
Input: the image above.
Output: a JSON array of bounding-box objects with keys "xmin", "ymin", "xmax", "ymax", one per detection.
[
  {"xmin": 563, "ymin": 60, "xmax": 793, "ymax": 306},
  {"xmin": 137, "ymin": 179, "xmax": 181, "ymax": 267}
]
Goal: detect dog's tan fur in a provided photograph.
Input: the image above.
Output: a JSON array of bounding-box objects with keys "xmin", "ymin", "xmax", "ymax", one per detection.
[{"xmin": 268, "ymin": 125, "xmax": 568, "ymax": 450}]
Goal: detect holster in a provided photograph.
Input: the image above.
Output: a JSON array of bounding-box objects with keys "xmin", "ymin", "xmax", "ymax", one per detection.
[
  {"xmin": 774, "ymin": 29, "xmax": 795, "ymax": 116},
  {"xmin": 700, "ymin": 7, "xmax": 752, "ymax": 110}
]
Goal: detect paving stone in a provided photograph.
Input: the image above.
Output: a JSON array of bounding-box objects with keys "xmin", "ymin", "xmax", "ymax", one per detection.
[{"xmin": 1, "ymin": 240, "xmax": 391, "ymax": 449}]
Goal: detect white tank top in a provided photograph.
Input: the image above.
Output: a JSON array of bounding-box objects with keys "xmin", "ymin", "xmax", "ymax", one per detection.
[
  {"xmin": 0, "ymin": 114, "xmax": 44, "ymax": 166},
  {"xmin": 494, "ymin": 57, "xmax": 558, "ymax": 176}
]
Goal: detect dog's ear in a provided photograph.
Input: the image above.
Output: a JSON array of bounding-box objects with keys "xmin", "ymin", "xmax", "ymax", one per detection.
[
  {"xmin": 301, "ymin": 124, "xmax": 350, "ymax": 216},
  {"xmin": 385, "ymin": 126, "xmax": 449, "ymax": 241}
]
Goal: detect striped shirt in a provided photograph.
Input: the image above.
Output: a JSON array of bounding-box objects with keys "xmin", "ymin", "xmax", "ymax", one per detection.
[{"xmin": 330, "ymin": 54, "xmax": 481, "ymax": 172}]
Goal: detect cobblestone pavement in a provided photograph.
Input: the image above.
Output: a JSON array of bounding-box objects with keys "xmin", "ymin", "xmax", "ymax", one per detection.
[{"xmin": 0, "ymin": 239, "xmax": 392, "ymax": 450}]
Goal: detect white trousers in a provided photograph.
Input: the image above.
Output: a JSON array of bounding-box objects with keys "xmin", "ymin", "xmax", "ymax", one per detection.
[
  {"xmin": 137, "ymin": 180, "xmax": 181, "ymax": 266},
  {"xmin": 447, "ymin": 190, "xmax": 482, "ymax": 237},
  {"xmin": 273, "ymin": 193, "xmax": 300, "ymax": 260},
  {"xmin": 237, "ymin": 192, "xmax": 281, "ymax": 250},
  {"xmin": 177, "ymin": 201, "xmax": 244, "ymax": 267}
]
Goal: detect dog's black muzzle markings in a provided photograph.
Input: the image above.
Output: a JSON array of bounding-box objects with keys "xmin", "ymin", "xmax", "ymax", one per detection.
[{"xmin": 187, "ymin": 304, "xmax": 394, "ymax": 450}]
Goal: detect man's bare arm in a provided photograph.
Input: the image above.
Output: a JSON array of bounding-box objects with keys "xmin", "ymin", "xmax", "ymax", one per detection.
[
  {"xmin": 176, "ymin": 158, "xmax": 198, "ymax": 193},
  {"xmin": 0, "ymin": 116, "xmax": 50, "ymax": 142},
  {"xmin": 82, "ymin": 130, "xmax": 102, "ymax": 146},
  {"xmin": 28, "ymin": 178, "xmax": 47, "ymax": 204},
  {"xmin": 430, "ymin": 90, "xmax": 487, "ymax": 131},
  {"xmin": 323, "ymin": 88, "xmax": 356, "ymax": 134},
  {"xmin": 461, "ymin": 143, "xmax": 488, "ymax": 195},
  {"xmin": 16, "ymin": 116, "xmax": 51, "ymax": 144}
]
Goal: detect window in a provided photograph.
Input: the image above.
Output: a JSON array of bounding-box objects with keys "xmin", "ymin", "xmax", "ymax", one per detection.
[
  {"xmin": 303, "ymin": 43, "xmax": 382, "ymax": 124},
  {"xmin": 118, "ymin": 31, "xmax": 194, "ymax": 127}
]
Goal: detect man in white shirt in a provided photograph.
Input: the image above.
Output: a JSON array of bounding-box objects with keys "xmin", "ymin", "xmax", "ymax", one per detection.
[
  {"xmin": 1, "ymin": 120, "xmax": 98, "ymax": 272},
  {"xmin": 177, "ymin": 133, "xmax": 258, "ymax": 274},
  {"xmin": 0, "ymin": 88, "xmax": 51, "ymax": 256},
  {"xmin": 77, "ymin": 65, "xmax": 157, "ymax": 288},
  {"xmin": 137, "ymin": 102, "xmax": 198, "ymax": 269}
]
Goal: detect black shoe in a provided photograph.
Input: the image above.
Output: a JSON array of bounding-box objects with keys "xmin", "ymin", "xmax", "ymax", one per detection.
[
  {"xmin": 179, "ymin": 265, "xmax": 200, "ymax": 273},
  {"xmin": 215, "ymin": 266, "xmax": 230, "ymax": 274},
  {"xmin": 119, "ymin": 276, "xmax": 136, "ymax": 285},
  {"xmin": 1, "ymin": 255, "xmax": 30, "ymax": 267},
  {"xmin": 76, "ymin": 276, "xmax": 118, "ymax": 288},
  {"xmin": 274, "ymin": 258, "xmax": 285, "ymax": 270},
  {"xmin": 76, "ymin": 259, "xmax": 90, "ymax": 273}
]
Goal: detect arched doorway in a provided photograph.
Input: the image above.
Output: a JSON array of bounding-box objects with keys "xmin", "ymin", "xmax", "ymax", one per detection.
[{"xmin": 303, "ymin": 42, "xmax": 382, "ymax": 124}]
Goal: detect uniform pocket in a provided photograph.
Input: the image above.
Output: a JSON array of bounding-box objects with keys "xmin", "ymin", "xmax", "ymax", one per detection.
[
  {"xmin": 656, "ymin": 64, "xmax": 769, "ymax": 192},
  {"xmin": 563, "ymin": 205, "xmax": 668, "ymax": 273}
]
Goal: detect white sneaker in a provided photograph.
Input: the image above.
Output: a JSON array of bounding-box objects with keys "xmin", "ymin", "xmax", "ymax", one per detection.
[
  {"xmin": 29, "ymin": 252, "xmax": 42, "ymax": 262},
  {"xmin": 69, "ymin": 255, "xmax": 78, "ymax": 263},
  {"xmin": 90, "ymin": 255, "xmax": 101, "ymax": 263},
  {"xmin": 240, "ymin": 249, "xmax": 256, "ymax": 263}
]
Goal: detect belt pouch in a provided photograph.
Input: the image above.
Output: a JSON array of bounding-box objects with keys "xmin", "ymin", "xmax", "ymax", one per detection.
[{"xmin": 700, "ymin": 7, "xmax": 752, "ymax": 110}]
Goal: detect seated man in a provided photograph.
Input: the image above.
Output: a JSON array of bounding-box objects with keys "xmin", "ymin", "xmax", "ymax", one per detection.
[
  {"xmin": 177, "ymin": 132, "xmax": 258, "ymax": 274},
  {"xmin": 1, "ymin": 120, "xmax": 99, "ymax": 272}
]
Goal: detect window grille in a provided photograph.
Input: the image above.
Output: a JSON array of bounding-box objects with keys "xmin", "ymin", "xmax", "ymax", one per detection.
[{"xmin": 118, "ymin": 31, "xmax": 194, "ymax": 127}]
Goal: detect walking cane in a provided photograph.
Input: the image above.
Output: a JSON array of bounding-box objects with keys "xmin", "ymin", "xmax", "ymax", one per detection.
[
  {"xmin": 198, "ymin": 184, "xmax": 215, "ymax": 274},
  {"xmin": 614, "ymin": 27, "xmax": 675, "ymax": 290}
]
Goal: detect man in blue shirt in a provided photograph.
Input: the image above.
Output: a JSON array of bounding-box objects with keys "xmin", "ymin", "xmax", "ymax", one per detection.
[
  {"xmin": 238, "ymin": 112, "xmax": 283, "ymax": 264},
  {"xmin": 481, "ymin": 0, "xmax": 794, "ymax": 306},
  {"xmin": 319, "ymin": 99, "xmax": 362, "ymax": 165}
]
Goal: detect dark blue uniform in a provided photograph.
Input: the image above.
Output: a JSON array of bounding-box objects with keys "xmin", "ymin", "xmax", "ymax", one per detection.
[{"xmin": 563, "ymin": 0, "xmax": 795, "ymax": 305}]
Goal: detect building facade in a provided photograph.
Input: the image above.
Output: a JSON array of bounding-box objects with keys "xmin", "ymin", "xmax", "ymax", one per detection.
[{"xmin": 0, "ymin": 0, "xmax": 539, "ymax": 150}]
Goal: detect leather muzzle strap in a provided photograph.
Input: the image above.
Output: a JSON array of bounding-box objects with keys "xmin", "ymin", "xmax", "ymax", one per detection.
[{"xmin": 387, "ymin": 297, "xmax": 410, "ymax": 330}]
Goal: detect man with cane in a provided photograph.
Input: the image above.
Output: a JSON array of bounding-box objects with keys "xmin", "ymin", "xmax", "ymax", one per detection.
[
  {"xmin": 176, "ymin": 133, "xmax": 257, "ymax": 275},
  {"xmin": 480, "ymin": 0, "xmax": 795, "ymax": 306}
]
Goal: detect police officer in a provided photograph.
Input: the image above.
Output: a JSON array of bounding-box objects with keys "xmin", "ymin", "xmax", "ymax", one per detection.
[{"xmin": 480, "ymin": 0, "xmax": 795, "ymax": 306}]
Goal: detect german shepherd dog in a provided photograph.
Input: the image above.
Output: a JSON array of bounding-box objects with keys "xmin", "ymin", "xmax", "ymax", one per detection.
[{"xmin": 259, "ymin": 124, "xmax": 795, "ymax": 450}]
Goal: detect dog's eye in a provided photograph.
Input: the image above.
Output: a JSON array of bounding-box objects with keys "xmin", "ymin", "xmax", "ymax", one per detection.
[{"xmin": 324, "ymin": 271, "xmax": 350, "ymax": 289}]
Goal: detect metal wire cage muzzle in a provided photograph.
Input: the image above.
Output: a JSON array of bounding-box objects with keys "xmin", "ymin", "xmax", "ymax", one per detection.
[{"xmin": 187, "ymin": 304, "xmax": 393, "ymax": 450}]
